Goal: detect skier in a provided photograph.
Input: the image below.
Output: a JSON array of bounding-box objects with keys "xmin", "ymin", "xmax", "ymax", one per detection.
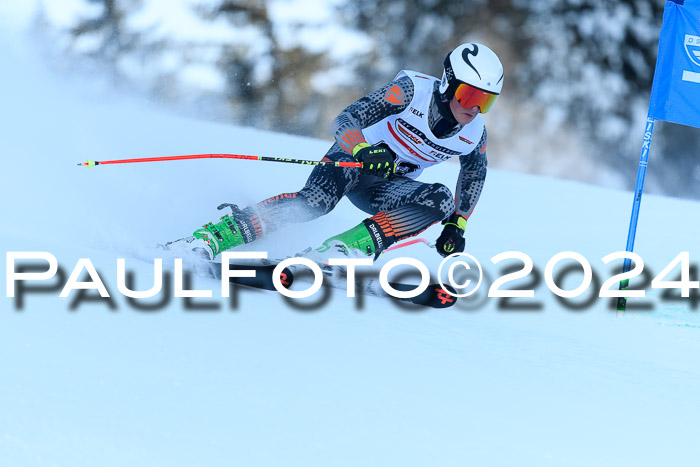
[{"xmin": 167, "ymin": 43, "xmax": 503, "ymax": 261}]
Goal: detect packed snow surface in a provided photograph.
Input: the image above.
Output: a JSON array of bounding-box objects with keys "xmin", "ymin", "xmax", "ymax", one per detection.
[{"xmin": 2, "ymin": 27, "xmax": 700, "ymax": 467}]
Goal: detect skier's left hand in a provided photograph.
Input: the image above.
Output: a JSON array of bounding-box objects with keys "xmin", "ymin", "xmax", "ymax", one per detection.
[{"xmin": 436, "ymin": 213, "xmax": 467, "ymax": 257}]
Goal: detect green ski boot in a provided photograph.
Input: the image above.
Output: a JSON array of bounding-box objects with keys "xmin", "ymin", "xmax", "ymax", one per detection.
[
  {"xmin": 315, "ymin": 218, "xmax": 392, "ymax": 260},
  {"xmin": 164, "ymin": 207, "xmax": 254, "ymax": 260},
  {"xmin": 191, "ymin": 214, "xmax": 246, "ymax": 258}
]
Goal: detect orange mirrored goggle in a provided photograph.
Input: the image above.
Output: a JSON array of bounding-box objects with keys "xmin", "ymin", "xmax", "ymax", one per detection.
[{"xmin": 453, "ymin": 83, "xmax": 499, "ymax": 113}]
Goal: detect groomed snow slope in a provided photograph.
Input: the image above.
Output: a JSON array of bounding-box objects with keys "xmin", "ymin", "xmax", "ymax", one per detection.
[{"xmin": 2, "ymin": 32, "xmax": 700, "ymax": 467}]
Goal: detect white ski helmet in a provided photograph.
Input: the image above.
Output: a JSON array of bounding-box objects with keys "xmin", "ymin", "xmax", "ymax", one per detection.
[{"xmin": 439, "ymin": 43, "xmax": 504, "ymax": 113}]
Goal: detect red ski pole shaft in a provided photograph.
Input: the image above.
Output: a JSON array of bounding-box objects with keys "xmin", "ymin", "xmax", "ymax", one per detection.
[
  {"xmin": 76, "ymin": 153, "xmax": 361, "ymax": 168},
  {"xmin": 384, "ymin": 237, "xmax": 435, "ymax": 253}
]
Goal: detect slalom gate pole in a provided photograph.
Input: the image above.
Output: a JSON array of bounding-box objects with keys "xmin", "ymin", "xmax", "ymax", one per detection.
[
  {"xmin": 617, "ymin": 117, "xmax": 656, "ymax": 315},
  {"xmin": 77, "ymin": 153, "xmax": 361, "ymax": 168}
]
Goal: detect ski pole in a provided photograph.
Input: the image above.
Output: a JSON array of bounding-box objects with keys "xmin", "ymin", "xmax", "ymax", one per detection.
[
  {"xmin": 76, "ymin": 153, "xmax": 362, "ymax": 168},
  {"xmin": 384, "ymin": 237, "xmax": 436, "ymax": 253}
]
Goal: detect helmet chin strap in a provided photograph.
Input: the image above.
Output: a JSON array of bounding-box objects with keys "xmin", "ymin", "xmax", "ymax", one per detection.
[
  {"xmin": 433, "ymin": 88, "xmax": 458, "ymax": 124},
  {"xmin": 429, "ymin": 88, "xmax": 461, "ymax": 138}
]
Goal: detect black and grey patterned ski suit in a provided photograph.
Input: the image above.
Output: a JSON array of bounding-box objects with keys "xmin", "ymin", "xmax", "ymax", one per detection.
[{"xmin": 237, "ymin": 76, "xmax": 488, "ymax": 249}]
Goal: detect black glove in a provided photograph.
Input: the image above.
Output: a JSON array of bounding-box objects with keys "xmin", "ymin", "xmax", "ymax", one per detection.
[
  {"xmin": 436, "ymin": 213, "xmax": 467, "ymax": 257},
  {"xmin": 353, "ymin": 143, "xmax": 396, "ymax": 178}
]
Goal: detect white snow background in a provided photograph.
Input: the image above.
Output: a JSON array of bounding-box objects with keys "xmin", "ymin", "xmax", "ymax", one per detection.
[{"xmin": 3, "ymin": 10, "xmax": 700, "ymax": 467}]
